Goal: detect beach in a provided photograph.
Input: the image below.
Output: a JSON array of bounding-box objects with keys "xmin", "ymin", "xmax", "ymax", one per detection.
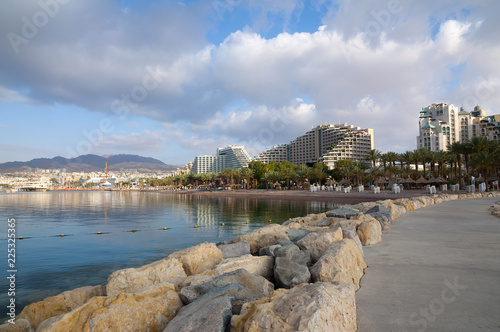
[{"xmin": 162, "ymin": 188, "xmax": 465, "ymax": 204}]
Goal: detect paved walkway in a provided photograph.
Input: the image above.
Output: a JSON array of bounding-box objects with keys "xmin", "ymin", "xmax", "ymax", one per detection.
[{"xmin": 356, "ymin": 197, "xmax": 500, "ymax": 331}]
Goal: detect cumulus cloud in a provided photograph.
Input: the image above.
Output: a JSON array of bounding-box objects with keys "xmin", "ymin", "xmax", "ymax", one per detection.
[{"xmin": 1, "ymin": 0, "xmax": 500, "ymax": 159}]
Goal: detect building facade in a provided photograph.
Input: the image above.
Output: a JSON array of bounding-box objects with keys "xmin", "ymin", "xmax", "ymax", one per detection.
[
  {"xmin": 417, "ymin": 103, "xmax": 500, "ymax": 151},
  {"xmin": 192, "ymin": 145, "xmax": 252, "ymax": 174},
  {"xmin": 255, "ymin": 123, "xmax": 374, "ymax": 169}
]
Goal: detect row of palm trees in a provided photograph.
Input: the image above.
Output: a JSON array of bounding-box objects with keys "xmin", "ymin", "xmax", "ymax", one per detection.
[{"xmin": 367, "ymin": 137, "xmax": 499, "ymax": 186}]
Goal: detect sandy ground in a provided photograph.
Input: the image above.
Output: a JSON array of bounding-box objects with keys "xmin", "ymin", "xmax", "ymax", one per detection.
[{"xmin": 157, "ymin": 188, "xmax": 469, "ymax": 205}]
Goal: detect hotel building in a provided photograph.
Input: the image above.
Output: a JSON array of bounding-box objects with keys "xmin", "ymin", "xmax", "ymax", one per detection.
[
  {"xmin": 191, "ymin": 145, "xmax": 252, "ymax": 174},
  {"xmin": 255, "ymin": 123, "xmax": 374, "ymax": 169},
  {"xmin": 417, "ymin": 103, "xmax": 500, "ymax": 151}
]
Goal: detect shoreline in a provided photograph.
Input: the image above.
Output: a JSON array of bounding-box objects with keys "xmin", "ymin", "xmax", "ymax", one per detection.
[{"xmin": 155, "ymin": 188, "xmax": 471, "ymax": 205}]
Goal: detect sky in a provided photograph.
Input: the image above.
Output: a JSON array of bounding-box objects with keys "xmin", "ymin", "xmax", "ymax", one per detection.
[{"xmin": 0, "ymin": 0, "xmax": 499, "ymax": 165}]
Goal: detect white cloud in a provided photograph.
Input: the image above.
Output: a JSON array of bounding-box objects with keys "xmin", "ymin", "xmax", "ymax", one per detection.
[{"xmin": 1, "ymin": 0, "xmax": 500, "ymax": 161}]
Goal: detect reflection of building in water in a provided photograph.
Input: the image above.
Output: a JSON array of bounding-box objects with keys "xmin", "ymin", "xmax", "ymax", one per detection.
[{"xmin": 194, "ymin": 203, "xmax": 220, "ymax": 226}]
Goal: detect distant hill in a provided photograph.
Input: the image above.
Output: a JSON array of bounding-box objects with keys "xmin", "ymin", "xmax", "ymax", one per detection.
[{"xmin": 0, "ymin": 154, "xmax": 182, "ymax": 172}]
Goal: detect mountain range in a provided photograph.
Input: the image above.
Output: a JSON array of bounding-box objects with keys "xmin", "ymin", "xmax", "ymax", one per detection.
[{"xmin": 0, "ymin": 154, "xmax": 182, "ymax": 172}]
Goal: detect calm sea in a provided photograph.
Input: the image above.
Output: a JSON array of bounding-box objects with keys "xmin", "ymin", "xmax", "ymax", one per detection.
[{"xmin": 0, "ymin": 191, "xmax": 336, "ymax": 320}]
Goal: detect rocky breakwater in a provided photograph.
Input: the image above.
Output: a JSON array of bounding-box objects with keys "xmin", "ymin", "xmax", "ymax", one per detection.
[{"xmin": 3, "ymin": 191, "xmax": 499, "ymax": 332}]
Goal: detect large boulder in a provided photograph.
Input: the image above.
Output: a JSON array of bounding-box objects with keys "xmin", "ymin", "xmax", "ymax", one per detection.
[
  {"xmin": 179, "ymin": 255, "xmax": 274, "ymax": 287},
  {"xmin": 342, "ymin": 226, "xmax": 363, "ymax": 256},
  {"xmin": 296, "ymin": 227, "xmax": 343, "ymax": 262},
  {"xmin": 233, "ymin": 224, "xmax": 289, "ymax": 255},
  {"xmin": 164, "ymin": 285, "xmax": 235, "ymax": 332},
  {"xmin": 16, "ymin": 285, "xmax": 106, "ymax": 330},
  {"xmin": 258, "ymin": 244, "xmax": 282, "ymax": 257},
  {"xmin": 0, "ymin": 319, "xmax": 31, "ymax": 332},
  {"xmin": 326, "ymin": 206, "xmax": 362, "ymax": 220},
  {"xmin": 106, "ymin": 257, "xmax": 187, "ymax": 295},
  {"xmin": 274, "ymin": 244, "xmax": 311, "ymax": 266},
  {"xmin": 179, "ymin": 269, "xmax": 274, "ymax": 314},
  {"xmin": 274, "ymin": 257, "xmax": 311, "ymax": 289},
  {"xmin": 282, "ymin": 213, "xmax": 327, "ymax": 227},
  {"xmin": 310, "ymin": 239, "xmax": 366, "ymax": 290},
  {"xmin": 364, "ymin": 205, "xmax": 392, "ymax": 230},
  {"xmin": 38, "ymin": 284, "xmax": 183, "ymax": 332},
  {"xmin": 330, "ymin": 218, "xmax": 363, "ymax": 230},
  {"xmin": 169, "ymin": 242, "xmax": 223, "ymax": 276},
  {"xmin": 285, "ymin": 228, "xmax": 312, "ymax": 242},
  {"xmin": 349, "ymin": 202, "xmax": 377, "ymax": 213},
  {"xmin": 379, "ymin": 201, "xmax": 407, "ymax": 220},
  {"xmin": 392, "ymin": 198, "xmax": 415, "ymax": 212},
  {"xmin": 231, "ymin": 282, "xmax": 357, "ymax": 331},
  {"xmin": 217, "ymin": 241, "xmax": 251, "ymax": 259},
  {"xmin": 356, "ymin": 217, "xmax": 382, "ymax": 246}
]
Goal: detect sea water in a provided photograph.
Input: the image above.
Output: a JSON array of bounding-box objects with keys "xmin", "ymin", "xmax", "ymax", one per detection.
[{"xmin": 0, "ymin": 191, "xmax": 335, "ymax": 320}]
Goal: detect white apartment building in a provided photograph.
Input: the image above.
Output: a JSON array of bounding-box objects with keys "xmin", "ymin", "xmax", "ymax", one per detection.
[
  {"xmin": 417, "ymin": 103, "xmax": 500, "ymax": 151},
  {"xmin": 253, "ymin": 144, "xmax": 289, "ymax": 163},
  {"xmin": 255, "ymin": 123, "xmax": 374, "ymax": 169},
  {"xmin": 192, "ymin": 145, "xmax": 252, "ymax": 174}
]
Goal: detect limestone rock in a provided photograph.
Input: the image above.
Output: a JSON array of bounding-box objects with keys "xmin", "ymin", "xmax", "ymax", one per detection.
[
  {"xmin": 412, "ymin": 196, "xmax": 435, "ymax": 208},
  {"xmin": 38, "ymin": 284, "xmax": 183, "ymax": 332},
  {"xmin": 179, "ymin": 269, "xmax": 274, "ymax": 314},
  {"xmin": 231, "ymin": 282, "xmax": 357, "ymax": 332},
  {"xmin": 274, "ymin": 244, "xmax": 311, "ymax": 266},
  {"xmin": 282, "ymin": 213, "xmax": 326, "ymax": 227},
  {"xmin": 285, "ymin": 228, "xmax": 312, "ymax": 242},
  {"xmin": 409, "ymin": 198, "xmax": 423, "ymax": 210},
  {"xmin": 17, "ymin": 285, "xmax": 106, "ymax": 330},
  {"xmin": 258, "ymin": 244, "xmax": 282, "ymax": 257},
  {"xmin": 296, "ymin": 227, "xmax": 343, "ymax": 262},
  {"xmin": 0, "ymin": 319, "xmax": 32, "ymax": 332},
  {"xmin": 169, "ymin": 242, "xmax": 223, "ymax": 276},
  {"xmin": 310, "ymin": 239, "xmax": 366, "ymax": 290},
  {"xmin": 217, "ymin": 241, "xmax": 251, "ymax": 259},
  {"xmin": 356, "ymin": 217, "xmax": 382, "ymax": 246},
  {"xmin": 326, "ymin": 206, "xmax": 362, "ymax": 220},
  {"xmin": 330, "ymin": 218, "xmax": 362, "ymax": 230},
  {"xmin": 233, "ymin": 224, "xmax": 289, "ymax": 255},
  {"xmin": 392, "ymin": 198, "xmax": 415, "ymax": 212},
  {"xmin": 164, "ymin": 285, "xmax": 235, "ymax": 332},
  {"xmin": 365, "ymin": 205, "xmax": 391, "ymax": 221},
  {"xmin": 349, "ymin": 202, "xmax": 377, "ymax": 213},
  {"xmin": 342, "ymin": 226, "xmax": 363, "ymax": 256},
  {"xmin": 106, "ymin": 257, "xmax": 187, "ymax": 295},
  {"xmin": 274, "ymin": 237, "xmax": 294, "ymax": 247},
  {"xmin": 179, "ymin": 255, "xmax": 274, "ymax": 287},
  {"xmin": 274, "ymin": 257, "xmax": 311, "ymax": 289},
  {"xmin": 380, "ymin": 201, "xmax": 406, "ymax": 221}
]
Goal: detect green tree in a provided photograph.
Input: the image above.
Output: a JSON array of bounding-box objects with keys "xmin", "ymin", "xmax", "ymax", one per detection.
[{"xmin": 367, "ymin": 149, "xmax": 381, "ymax": 167}]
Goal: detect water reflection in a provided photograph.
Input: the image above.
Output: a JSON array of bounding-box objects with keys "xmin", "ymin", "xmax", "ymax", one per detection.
[{"xmin": 0, "ymin": 191, "xmax": 336, "ymax": 321}]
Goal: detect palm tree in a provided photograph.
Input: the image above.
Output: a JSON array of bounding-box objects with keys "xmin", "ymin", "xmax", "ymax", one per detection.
[
  {"xmin": 435, "ymin": 150, "xmax": 446, "ymax": 177},
  {"xmin": 238, "ymin": 167, "xmax": 254, "ymax": 189},
  {"xmin": 367, "ymin": 149, "xmax": 381, "ymax": 167},
  {"xmin": 418, "ymin": 148, "xmax": 430, "ymax": 177},
  {"xmin": 449, "ymin": 142, "xmax": 463, "ymax": 184},
  {"xmin": 412, "ymin": 149, "xmax": 421, "ymax": 172},
  {"xmin": 297, "ymin": 164, "xmax": 310, "ymax": 189}
]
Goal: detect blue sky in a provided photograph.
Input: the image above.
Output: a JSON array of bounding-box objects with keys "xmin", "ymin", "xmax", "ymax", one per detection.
[{"xmin": 1, "ymin": 0, "xmax": 499, "ymax": 165}]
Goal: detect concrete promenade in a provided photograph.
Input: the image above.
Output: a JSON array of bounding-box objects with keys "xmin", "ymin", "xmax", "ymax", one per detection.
[{"xmin": 356, "ymin": 197, "xmax": 500, "ymax": 331}]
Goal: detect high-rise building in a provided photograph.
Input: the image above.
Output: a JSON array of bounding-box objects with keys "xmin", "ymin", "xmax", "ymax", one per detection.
[
  {"xmin": 255, "ymin": 123, "xmax": 374, "ymax": 169},
  {"xmin": 191, "ymin": 145, "xmax": 252, "ymax": 174},
  {"xmin": 417, "ymin": 103, "xmax": 499, "ymax": 151}
]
